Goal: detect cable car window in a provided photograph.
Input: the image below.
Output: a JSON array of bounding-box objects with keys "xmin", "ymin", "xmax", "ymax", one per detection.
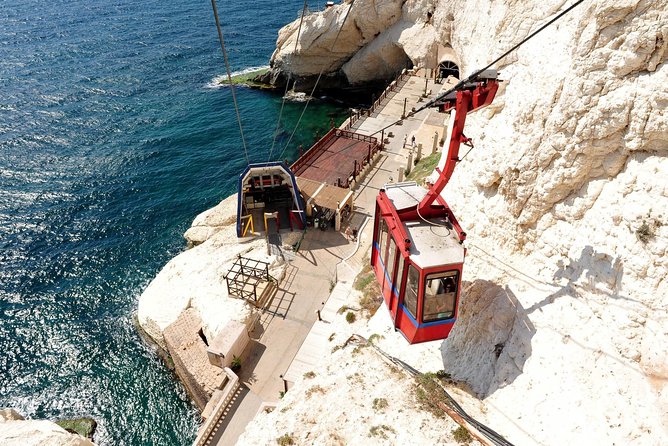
[
  {"xmin": 404, "ymin": 265, "xmax": 419, "ymax": 319},
  {"xmin": 377, "ymin": 219, "xmax": 388, "ymax": 266},
  {"xmin": 386, "ymin": 237, "xmax": 397, "ymax": 285},
  {"xmin": 423, "ymin": 271, "xmax": 459, "ymax": 322},
  {"xmin": 395, "ymin": 255, "xmax": 405, "ymax": 296}
]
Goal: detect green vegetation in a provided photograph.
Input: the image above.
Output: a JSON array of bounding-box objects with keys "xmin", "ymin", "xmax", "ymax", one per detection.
[
  {"xmin": 55, "ymin": 418, "xmax": 96, "ymax": 439},
  {"xmin": 372, "ymin": 397, "xmax": 389, "ymax": 411},
  {"xmin": 406, "ymin": 152, "xmax": 440, "ymax": 183},
  {"xmin": 452, "ymin": 426, "xmax": 473, "ymax": 444},
  {"xmin": 276, "ymin": 433, "xmax": 295, "ymax": 445},
  {"xmin": 353, "ymin": 261, "xmax": 382, "ymax": 318},
  {"xmin": 415, "ymin": 373, "xmax": 448, "ymax": 419},
  {"xmin": 636, "ymin": 220, "xmax": 655, "ymax": 244},
  {"xmin": 367, "ymin": 333, "xmax": 383, "ymax": 344},
  {"xmin": 369, "ymin": 424, "xmax": 396, "ymax": 439},
  {"xmin": 217, "ymin": 68, "xmax": 272, "ymax": 88},
  {"xmin": 231, "ymin": 355, "xmax": 242, "ymax": 372},
  {"xmin": 345, "ymin": 311, "xmax": 357, "ymax": 324}
]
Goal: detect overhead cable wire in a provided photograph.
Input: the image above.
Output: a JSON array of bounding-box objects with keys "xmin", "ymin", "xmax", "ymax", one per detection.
[
  {"xmin": 267, "ymin": 0, "xmax": 310, "ymax": 162},
  {"xmin": 211, "ymin": 0, "xmax": 250, "ymax": 165},
  {"xmin": 276, "ymin": 0, "xmax": 356, "ymax": 162}
]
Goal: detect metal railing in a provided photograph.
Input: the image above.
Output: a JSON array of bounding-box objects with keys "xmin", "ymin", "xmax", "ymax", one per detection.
[{"xmin": 342, "ymin": 68, "xmax": 412, "ymax": 131}]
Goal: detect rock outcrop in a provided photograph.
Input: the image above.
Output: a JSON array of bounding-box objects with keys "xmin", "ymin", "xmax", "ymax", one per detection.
[{"xmin": 0, "ymin": 410, "xmax": 96, "ymax": 446}]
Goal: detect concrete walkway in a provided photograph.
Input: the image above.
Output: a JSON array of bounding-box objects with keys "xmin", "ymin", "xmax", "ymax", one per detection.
[{"xmin": 213, "ymin": 71, "xmax": 449, "ymax": 446}]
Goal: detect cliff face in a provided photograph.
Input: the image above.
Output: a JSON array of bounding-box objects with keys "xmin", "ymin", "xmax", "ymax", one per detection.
[
  {"xmin": 244, "ymin": 0, "xmax": 668, "ymax": 444},
  {"xmin": 0, "ymin": 410, "xmax": 96, "ymax": 446}
]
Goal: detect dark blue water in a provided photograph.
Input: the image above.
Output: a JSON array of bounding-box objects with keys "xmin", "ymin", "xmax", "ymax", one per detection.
[{"xmin": 0, "ymin": 1, "xmax": 345, "ymax": 444}]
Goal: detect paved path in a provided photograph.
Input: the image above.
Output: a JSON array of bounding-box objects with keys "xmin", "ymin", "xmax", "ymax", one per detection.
[{"xmin": 213, "ymin": 71, "xmax": 450, "ymax": 445}]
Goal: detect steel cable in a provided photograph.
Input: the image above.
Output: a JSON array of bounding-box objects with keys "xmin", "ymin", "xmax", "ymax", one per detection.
[{"xmin": 211, "ymin": 0, "xmax": 250, "ymax": 164}]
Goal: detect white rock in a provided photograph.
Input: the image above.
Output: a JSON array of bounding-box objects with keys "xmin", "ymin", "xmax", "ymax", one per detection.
[
  {"xmin": 0, "ymin": 411, "xmax": 95, "ymax": 446},
  {"xmin": 184, "ymin": 194, "xmax": 238, "ymax": 246},
  {"xmin": 138, "ymin": 205, "xmax": 286, "ymax": 350}
]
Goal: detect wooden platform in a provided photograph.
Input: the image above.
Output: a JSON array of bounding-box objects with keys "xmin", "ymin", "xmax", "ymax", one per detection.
[{"xmin": 291, "ymin": 128, "xmax": 380, "ymax": 188}]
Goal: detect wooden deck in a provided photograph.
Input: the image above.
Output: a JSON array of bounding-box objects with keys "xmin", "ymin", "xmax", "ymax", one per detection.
[{"xmin": 291, "ymin": 129, "xmax": 380, "ymax": 188}]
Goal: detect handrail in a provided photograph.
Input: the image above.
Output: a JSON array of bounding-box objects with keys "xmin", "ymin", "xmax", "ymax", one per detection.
[
  {"xmin": 193, "ymin": 367, "xmax": 240, "ymax": 446},
  {"xmin": 343, "ymin": 68, "xmax": 411, "ymax": 131}
]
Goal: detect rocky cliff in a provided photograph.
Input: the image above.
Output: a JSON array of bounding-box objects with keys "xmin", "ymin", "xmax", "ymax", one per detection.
[
  {"xmin": 240, "ymin": 0, "xmax": 668, "ymax": 444},
  {"xmin": 0, "ymin": 409, "xmax": 96, "ymax": 446}
]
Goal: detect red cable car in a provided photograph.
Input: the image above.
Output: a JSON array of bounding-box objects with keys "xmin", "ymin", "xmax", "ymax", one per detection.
[{"xmin": 371, "ymin": 71, "xmax": 500, "ymax": 343}]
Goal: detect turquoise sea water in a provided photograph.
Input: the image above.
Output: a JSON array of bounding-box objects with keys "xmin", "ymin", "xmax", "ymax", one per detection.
[{"xmin": 0, "ymin": 1, "xmax": 347, "ymax": 444}]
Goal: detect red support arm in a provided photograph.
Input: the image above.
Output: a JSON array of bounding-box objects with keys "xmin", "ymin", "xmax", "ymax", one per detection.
[{"xmin": 417, "ymin": 79, "xmax": 499, "ymax": 213}]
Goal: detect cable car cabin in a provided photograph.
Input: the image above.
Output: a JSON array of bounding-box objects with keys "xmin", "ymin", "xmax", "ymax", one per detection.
[
  {"xmin": 236, "ymin": 162, "xmax": 306, "ymax": 237},
  {"xmin": 371, "ymin": 70, "xmax": 500, "ymax": 344},
  {"xmin": 372, "ymin": 182, "xmax": 466, "ymax": 343}
]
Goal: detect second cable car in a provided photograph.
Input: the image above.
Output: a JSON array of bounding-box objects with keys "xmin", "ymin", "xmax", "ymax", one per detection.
[{"xmin": 371, "ymin": 70, "xmax": 500, "ymax": 343}]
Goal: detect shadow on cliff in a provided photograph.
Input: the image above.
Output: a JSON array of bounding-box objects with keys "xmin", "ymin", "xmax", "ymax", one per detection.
[
  {"xmin": 440, "ymin": 280, "xmax": 535, "ymax": 398},
  {"xmin": 528, "ymin": 244, "xmax": 641, "ymax": 314}
]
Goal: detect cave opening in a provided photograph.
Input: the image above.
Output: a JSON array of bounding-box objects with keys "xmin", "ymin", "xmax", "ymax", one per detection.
[{"xmin": 439, "ymin": 60, "xmax": 460, "ymax": 80}]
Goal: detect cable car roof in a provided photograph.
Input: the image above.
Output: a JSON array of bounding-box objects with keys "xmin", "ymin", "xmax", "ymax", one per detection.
[
  {"xmin": 404, "ymin": 220, "xmax": 465, "ymax": 269},
  {"xmin": 385, "ymin": 182, "xmax": 464, "ymax": 269}
]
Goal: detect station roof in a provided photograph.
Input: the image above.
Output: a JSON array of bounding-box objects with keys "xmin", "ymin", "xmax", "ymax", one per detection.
[{"xmin": 297, "ymin": 177, "xmax": 353, "ymax": 211}]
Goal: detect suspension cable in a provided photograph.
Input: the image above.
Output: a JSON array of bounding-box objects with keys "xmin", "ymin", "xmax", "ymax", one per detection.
[
  {"xmin": 267, "ymin": 0, "xmax": 309, "ymax": 162},
  {"xmin": 211, "ymin": 0, "xmax": 250, "ymax": 165},
  {"xmin": 276, "ymin": 0, "xmax": 356, "ymax": 162}
]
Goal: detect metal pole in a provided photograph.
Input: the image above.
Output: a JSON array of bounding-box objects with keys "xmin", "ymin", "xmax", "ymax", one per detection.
[{"xmin": 402, "ymin": 98, "xmax": 407, "ymax": 119}]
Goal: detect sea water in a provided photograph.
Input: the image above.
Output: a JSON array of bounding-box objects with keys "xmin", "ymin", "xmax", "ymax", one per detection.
[{"xmin": 0, "ymin": 0, "xmax": 346, "ymax": 444}]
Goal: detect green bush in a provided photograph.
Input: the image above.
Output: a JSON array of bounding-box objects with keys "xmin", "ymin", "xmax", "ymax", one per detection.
[
  {"xmin": 452, "ymin": 426, "xmax": 472, "ymax": 444},
  {"xmin": 346, "ymin": 311, "xmax": 356, "ymax": 324},
  {"xmin": 276, "ymin": 433, "xmax": 295, "ymax": 445}
]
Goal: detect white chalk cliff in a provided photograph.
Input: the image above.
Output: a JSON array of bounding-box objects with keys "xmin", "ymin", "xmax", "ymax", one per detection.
[
  {"xmin": 0, "ymin": 409, "xmax": 96, "ymax": 446},
  {"xmin": 137, "ymin": 194, "xmax": 288, "ymax": 351},
  {"xmin": 240, "ymin": 0, "xmax": 668, "ymax": 445}
]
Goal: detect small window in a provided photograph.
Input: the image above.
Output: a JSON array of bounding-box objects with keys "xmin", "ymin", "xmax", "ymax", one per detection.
[
  {"xmin": 422, "ymin": 271, "xmax": 459, "ymax": 322},
  {"xmin": 386, "ymin": 237, "xmax": 397, "ymax": 286},
  {"xmin": 395, "ymin": 255, "xmax": 405, "ymax": 296},
  {"xmin": 404, "ymin": 265, "xmax": 419, "ymax": 319},
  {"xmin": 378, "ymin": 219, "xmax": 388, "ymax": 266}
]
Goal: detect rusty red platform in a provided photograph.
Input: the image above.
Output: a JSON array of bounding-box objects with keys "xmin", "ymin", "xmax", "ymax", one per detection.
[{"xmin": 291, "ymin": 129, "xmax": 380, "ymax": 188}]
